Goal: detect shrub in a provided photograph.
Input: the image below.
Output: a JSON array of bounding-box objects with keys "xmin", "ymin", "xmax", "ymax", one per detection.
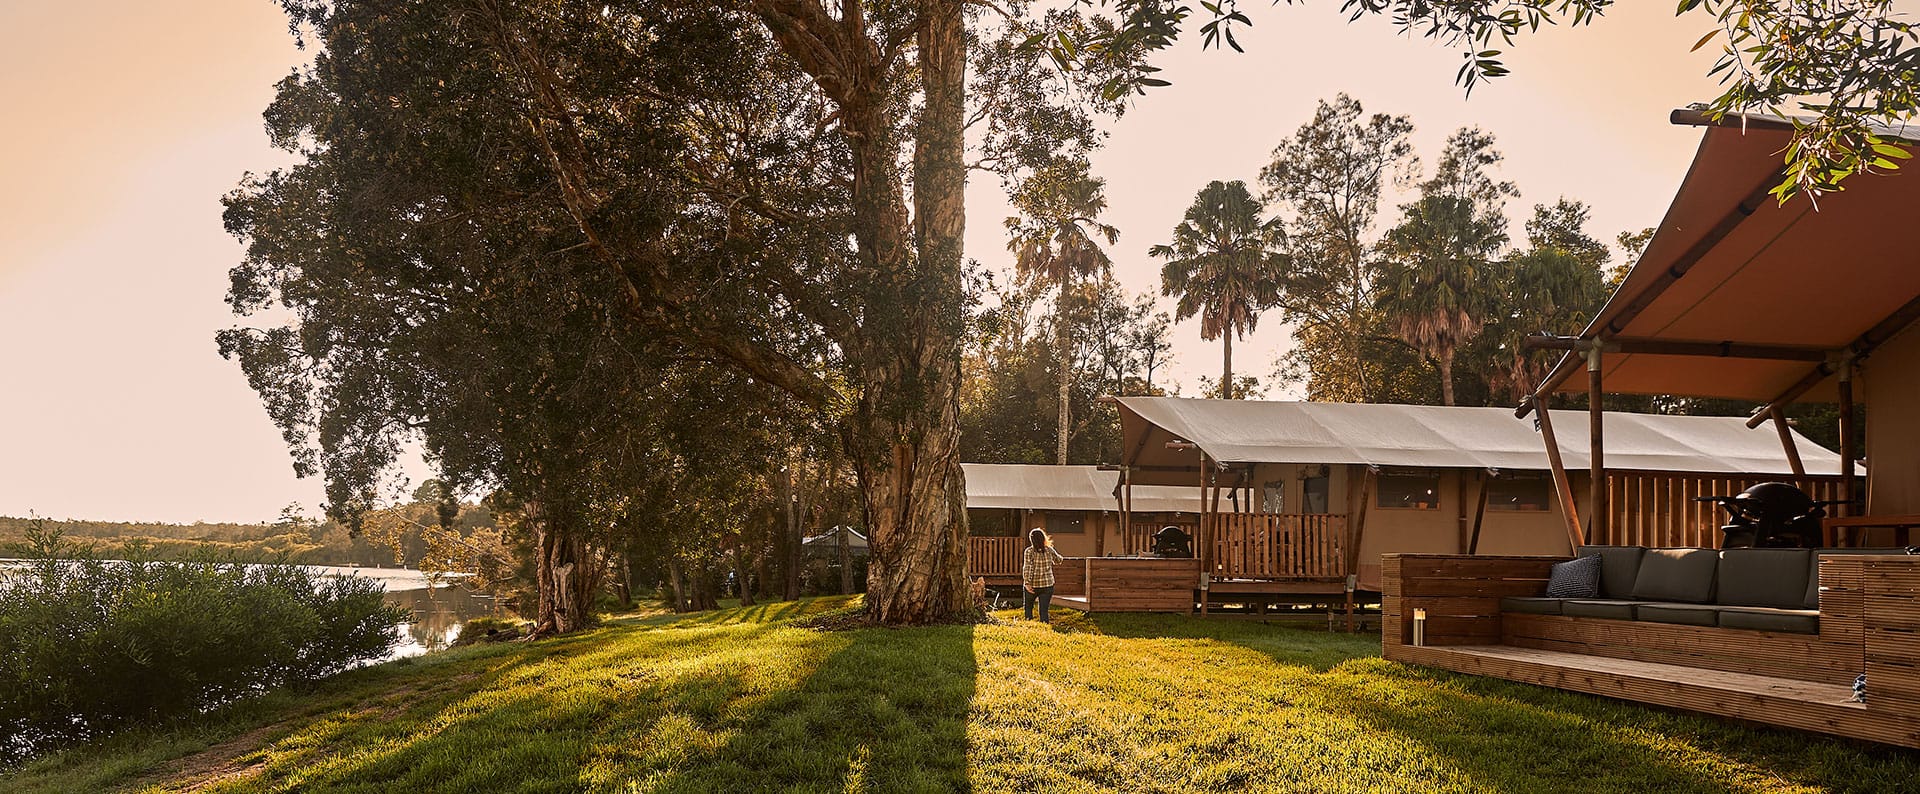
[{"xmin": 0, "ymin": 521, "xmax": 406, "ymax": 764}]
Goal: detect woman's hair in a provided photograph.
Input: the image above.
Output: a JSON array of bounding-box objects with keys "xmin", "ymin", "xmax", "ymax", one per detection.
[{"xmin": 1028, "ymin": 527, "xmax": 1049, "ymax": 549}]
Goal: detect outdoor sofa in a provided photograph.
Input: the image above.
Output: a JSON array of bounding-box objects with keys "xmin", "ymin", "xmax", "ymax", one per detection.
[{"xmin": 1495, "ymin": 545, "xmax": 1886, "ymax": 635}]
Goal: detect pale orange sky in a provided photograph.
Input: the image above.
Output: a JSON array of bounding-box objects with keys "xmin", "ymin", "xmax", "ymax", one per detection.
[{"xmin": 3, "ymin": 2, "xmax": 1898, "ymax": 523}]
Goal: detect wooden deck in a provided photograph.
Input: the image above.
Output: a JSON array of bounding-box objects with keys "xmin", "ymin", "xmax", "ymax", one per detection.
[
  {"xmin": 1391, "ymin": 644, "xmax": 1920, "ymax": 746},
  {"xmin": 1382, "ymin": 552, "xmax": 1920, "ymax": 750}
]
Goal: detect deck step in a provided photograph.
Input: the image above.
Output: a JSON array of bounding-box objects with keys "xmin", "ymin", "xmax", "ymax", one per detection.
[
  {"xmin": 1395, "ymin": 643, "xmax": 1920, "ymax": 748},
  {"xmin": 1053, "ymin": 595, "xmax": 1092, "ymax": 611}
]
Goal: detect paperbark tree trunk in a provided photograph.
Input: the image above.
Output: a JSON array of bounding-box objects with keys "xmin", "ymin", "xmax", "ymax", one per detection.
[
  {"xmin": 668, "ymin": 560, "xmax": 687, "ymax": 612},
  {"xmin": 838, "ymin": 527, "xmax": 854, "ymax": 595},
  {"xmin": 528, "ymin": 500, "xmax": 597, "ymax": 637},
  {"xmin": 784, "ymin": 465, "xmax": 804, "ymax": 600},
  {"xmin": 736, "ymin": 538, "xmax": 757, "ymax": 607},
  {"xmin": 748, "ymin": 0, "xmax": 972, "ymax": 624}
]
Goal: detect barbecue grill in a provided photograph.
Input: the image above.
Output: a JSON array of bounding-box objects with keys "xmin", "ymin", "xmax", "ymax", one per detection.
[{"xmin": 1696, "ymin": 482, "xmax": 1847, "ymax": 548}]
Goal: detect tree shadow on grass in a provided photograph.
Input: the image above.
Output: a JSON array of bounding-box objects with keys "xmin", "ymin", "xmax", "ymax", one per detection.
[
  {"xmin": 1080, "ymin": 612, "xmax": 1378, "ymax": 673},
  {"xmin": 647, "ymin": 623, "xmax": 976, "ymax": 793},
  {"xmin": 190, "ymin": 613, "xmax": 974, "ymax": 793}
]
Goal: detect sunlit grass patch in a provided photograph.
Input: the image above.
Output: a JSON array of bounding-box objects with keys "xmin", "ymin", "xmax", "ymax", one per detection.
[{"xmin": 2, "ymin": 596, "xmax": 1916, "ymax": 793}]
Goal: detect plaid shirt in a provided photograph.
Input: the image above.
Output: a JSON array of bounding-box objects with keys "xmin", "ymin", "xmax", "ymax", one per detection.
[{"xmin": 1023, "ymin": 545, "xmax": 1065, "ymax": 588}]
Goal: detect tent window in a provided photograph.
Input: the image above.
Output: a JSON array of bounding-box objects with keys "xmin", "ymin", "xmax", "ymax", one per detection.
[
  {"xmin": 1487, "ymin": 474, "xmax": 1552, "ymax": 512},
  {"xmin": 1262, "ymin": 480, "xmax": 1285, "ymax": 513},
  {"xmin": 1377, "ymin": 471, "xmax": 1441, "ymax": 510},
  {"xmin": 1046, "ymin": 512, "xmax": 1085, "ymax": 535},
  {"xmin": 1302, "ymin": 473, "xmax": 1331, "ymax": 514}
]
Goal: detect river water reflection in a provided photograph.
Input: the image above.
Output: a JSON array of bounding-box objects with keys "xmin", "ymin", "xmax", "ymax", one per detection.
[{"xmin": 382, "ymin": 582, "xmax": 507, "ymax": 660}]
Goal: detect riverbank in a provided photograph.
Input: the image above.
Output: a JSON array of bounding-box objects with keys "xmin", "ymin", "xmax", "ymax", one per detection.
[{"xmin": 4, "ymin": 597, "xmax": 1916, "ymax": 792}]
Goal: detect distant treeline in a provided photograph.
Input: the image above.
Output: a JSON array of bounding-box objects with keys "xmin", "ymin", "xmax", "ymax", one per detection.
[{"xmin": 0, "ymin": 506, "xmax": 497, "ymax": 569}]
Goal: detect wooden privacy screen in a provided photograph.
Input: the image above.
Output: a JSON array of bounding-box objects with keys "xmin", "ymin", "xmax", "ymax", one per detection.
[
  {"xmin": 966, "ymin": 536, "xmax": 1022, "ymax": 577},
  {"xmin": 1204, "ymin": 513, "xmax": 1347, "ymax": 580},
  {"xmin": 1599, "ymin": 472, "xmax": 1850, "ymax": 548}
]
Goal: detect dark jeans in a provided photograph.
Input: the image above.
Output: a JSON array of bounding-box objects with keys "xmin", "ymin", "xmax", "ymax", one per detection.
[{"xmin": 1024, "ymin": 585, "xmax": 1054, "ymax": 622}]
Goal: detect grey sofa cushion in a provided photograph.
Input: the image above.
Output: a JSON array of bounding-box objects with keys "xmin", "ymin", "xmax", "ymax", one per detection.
[
  {"xmin": 1717, "ymin": 548, "xmax": 1812, "ymax": 608},
  {"xmin": 1636, "ymin": 603, "xmax": 1721, "ymax": 627},
  {"xmin": 1630, "ymin": 548, "xmax": 1719, "ymax": 603},
  {"xmin": 1500, "ymin": 597, "xmax": 1565, "ymax": 615},
  {"xmin": 1717, "ymin": 606, "xmax": 1820, "ymax": 634},
  {"xmin": 1578, "ymin": 546, "xmax": 1647, "ymax": 599},
  {"xmin": 1545, "ymin": 555, "xmax": 1603, "ymax": 598},
  {"xmin": 1562, "ymin": 599, "xmax": 1641, "ymax": 620}
]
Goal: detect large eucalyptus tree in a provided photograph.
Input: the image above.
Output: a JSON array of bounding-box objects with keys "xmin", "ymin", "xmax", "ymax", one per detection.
[{"xmin": 229, "ymin": 0, "xmax": 1119, "ymax": 627}]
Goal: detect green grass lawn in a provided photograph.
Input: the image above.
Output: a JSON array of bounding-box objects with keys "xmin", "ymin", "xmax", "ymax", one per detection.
[{"xmin": 5, "ymin": 597, "xmax": 1918, "ymax": 793}]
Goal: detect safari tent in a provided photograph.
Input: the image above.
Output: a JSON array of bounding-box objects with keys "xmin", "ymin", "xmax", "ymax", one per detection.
[
  {"xmin": 1381, "ymin": 109, "xmax": 1920, "ymax": 750},
  {"xmin": 1114, "ymin": 397, "xmax": 1843, "ymax": 594},
  {"xmin": 961, "ymin": 463, "xmax": 1200, "ymax": 584}
]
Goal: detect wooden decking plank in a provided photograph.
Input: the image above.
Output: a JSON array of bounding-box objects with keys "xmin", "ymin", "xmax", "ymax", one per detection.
[{"xmin": 1394, "ymin": 644, "xmax": 1920, "ymax": 748}]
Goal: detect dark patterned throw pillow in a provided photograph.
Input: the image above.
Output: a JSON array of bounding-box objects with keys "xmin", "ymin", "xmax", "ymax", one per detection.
[{"xmin": 1545, "ymin": 554, "xmax": 1603, "ymax": 598}]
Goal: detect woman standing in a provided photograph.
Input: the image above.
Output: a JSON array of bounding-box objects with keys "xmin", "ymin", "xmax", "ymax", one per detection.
[{"xmin": 1022, "ymin": 527, "xmax": 1066, "ymax": 622}]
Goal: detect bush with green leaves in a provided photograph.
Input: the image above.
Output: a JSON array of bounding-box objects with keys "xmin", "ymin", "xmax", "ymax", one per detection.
[{"xmin": 0, "ymin": 521, "xmax": 405, "ymax": 764}]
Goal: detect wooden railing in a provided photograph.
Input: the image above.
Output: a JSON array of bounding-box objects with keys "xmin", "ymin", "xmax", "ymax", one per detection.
[
  {"xmin": 1599, "ymin": 472, "xmax": 1853, "ymax": 548},
  {"xmin": 1124, "ymin": 520, "xmax": 1197, "ymax": 556},
  {"xmin": 1203, "ymin": 513, "xmax": 1347, "ymax": 580},
  {"xmin": 967, "ymin": 536, "xmax": 1023, "ymax": 577}
]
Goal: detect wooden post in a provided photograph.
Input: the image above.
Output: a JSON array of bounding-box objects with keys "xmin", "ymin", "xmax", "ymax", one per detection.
[
  {"xmin": 1468, "ymin": 469, "xmax": 1495, "ymax": 554},
  {"xmin": 1534, "ymin": 396, "xmax": 1585, "ymax": 551},
  {"xmin": 1344, "ymin": 466, "xmax": 1378, "ymax": 633},
  {"xmin": 1200, "ymin": 454, "xmax": 1214, "ymax": 615},
  {"xmin": 1120, "ymin": 467, "xmax": 1133, "ymax": 556},
  {"xmin": 1769, "ymin": 406, "xmax": 1806, "ymax": 478},
  {"xmin": 1455, "ymin": 470, "xmax": 1472, "ymax": 553},
  {"xmin": 1587, "ymin": 346, "xmax": 1608, "ymax": 545},
  {"xmin": 1839, "ymin": 358, "xmax": 1857, "ymax": 518}
]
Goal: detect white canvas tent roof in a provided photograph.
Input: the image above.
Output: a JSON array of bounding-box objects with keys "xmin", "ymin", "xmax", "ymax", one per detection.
[
  {"xmin": 962, "ymin": 463, "xmax": 1202, "ymax": 513},
  {"xmin": 1116, "ymin": 397, "xmax": 1841, "ymax": 487},
  {"xmin": 800, "ymin": 526, "xmax": 868, "ymax": 557}
]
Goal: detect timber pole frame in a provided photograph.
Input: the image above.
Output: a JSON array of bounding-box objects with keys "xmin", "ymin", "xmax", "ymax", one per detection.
[
  {"xmin": 1532, "ymin": 395, "xmax": 1585, "ymax": 552},
  {"xmin": 1467, "ymin": 468, "xmax": 1497, "ymax": 555},
  {"xmin": 1587, "ymin": 345, "xmax": 1608, "ymax": 545},
  {"xmin": 1515, "ymin": 166, "xmax": 1786, "ymax": 421},
  {"xmin": 1769, "ymin": 406, "xmax": 1807, "ymax": 478},
  {"xmin": 1839, "ymin": 357, "xmax": 1858, "ymax": 518},
  {"xmin": 1343, "ymin": 465, "xmax": 1378, "ymax": 634},
  {"xmin": 1745, "ymin": 294, "xmax": 1920, "ymax": 429}
]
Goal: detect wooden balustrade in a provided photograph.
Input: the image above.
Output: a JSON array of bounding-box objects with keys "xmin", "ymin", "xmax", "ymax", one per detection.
[
  {"xmin": 1203, "ymin": 513, "xmax": 1347, "ymax": 580},
  {"xmin": 1600, "ymin": 471, "xmax": 1852, "ymax": 548},
  {"xmin": 966, "ymin": 536, "xmax": 1023, "ymax": 577}
]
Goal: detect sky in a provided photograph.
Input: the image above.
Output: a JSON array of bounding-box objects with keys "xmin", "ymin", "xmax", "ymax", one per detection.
[{"xmin": 0, "ymin": 1, "xmax": 1837, "ymax": 523}]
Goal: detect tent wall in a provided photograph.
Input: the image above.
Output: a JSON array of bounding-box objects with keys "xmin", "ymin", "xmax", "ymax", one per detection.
[
  {"xmin": 1243, "ymin": 463, "xmax": 1583, "ymax": 589},
  {"xmin": 1867, "ymin": 323, "xmax": 1920, "ymax": 516}
]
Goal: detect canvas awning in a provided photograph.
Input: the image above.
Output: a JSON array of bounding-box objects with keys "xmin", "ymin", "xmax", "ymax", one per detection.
[
  {"xmin": 1532, "ymin": 110, "xmax": 1920, "ymax": 404},
  {"xmin": 1115, "ymin": 397, "xmax": 1840, "ymax": 487},
  {"xmin": 961, "ymin": 463, "xmax": 1202, "ymax": 513}
]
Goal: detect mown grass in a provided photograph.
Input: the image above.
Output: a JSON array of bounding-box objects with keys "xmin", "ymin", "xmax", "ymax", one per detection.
[{"xmin": 4, "ymin": 597, "xmax": 1917, "ymax": 793}]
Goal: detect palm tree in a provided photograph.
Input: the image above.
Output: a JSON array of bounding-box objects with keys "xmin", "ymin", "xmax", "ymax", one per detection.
[
  {"xmin": 1151, "ymin": 181, "xmax": 1287, "ymax": 400},
  {"xmin": 1005, "ymin": 158, "xmax": 1119, "ymax": 464},
  {"xmin": 1374, "ymin": 194, "xmax": 1505, "ymax": 405}
]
